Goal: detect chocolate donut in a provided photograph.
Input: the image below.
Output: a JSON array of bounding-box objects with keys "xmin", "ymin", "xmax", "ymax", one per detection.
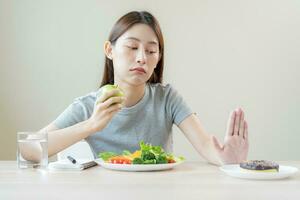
[{"xmin": 240, "ymin": 160, "xmax": 279, "ymax": 172}]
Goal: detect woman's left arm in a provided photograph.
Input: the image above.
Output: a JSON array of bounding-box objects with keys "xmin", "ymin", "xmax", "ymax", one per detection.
[{"xmin": 178, "ymin": 108, "xmax": 249, "ymax": 166}]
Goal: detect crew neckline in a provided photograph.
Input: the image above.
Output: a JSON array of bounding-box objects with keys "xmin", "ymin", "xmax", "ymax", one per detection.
[{"xmin": 118, "ymin": 84, "xmax": 150, "ymax": 115}]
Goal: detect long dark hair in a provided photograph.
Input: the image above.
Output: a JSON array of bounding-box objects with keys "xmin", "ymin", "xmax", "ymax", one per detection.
[{"xmin": 100, "ymin": 11, "xmax": 164, "ymax": 87}]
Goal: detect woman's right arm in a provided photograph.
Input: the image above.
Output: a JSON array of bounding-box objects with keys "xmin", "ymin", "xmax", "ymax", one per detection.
[
  {"xmin": 21, "ymin": 89, "xmax": 124, "ymax": 161},
  {"xmin": 46, "ymin": 89, "xmax": 125, "ymax": 157}
]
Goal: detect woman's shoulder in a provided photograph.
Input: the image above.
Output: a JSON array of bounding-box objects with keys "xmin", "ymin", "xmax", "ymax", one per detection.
[
  {"xmin": 148, "ymin": 82, "xmax": 174, "ymax": 91},
  {"xmin": 72, "ymin": 90, "xmax": 97, "ymax": 106}
]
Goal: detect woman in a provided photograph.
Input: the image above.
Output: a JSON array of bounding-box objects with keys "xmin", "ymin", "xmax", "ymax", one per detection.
[{"xmin": 38, "ymin": 11, "xmax": 248, "ymax": 165}]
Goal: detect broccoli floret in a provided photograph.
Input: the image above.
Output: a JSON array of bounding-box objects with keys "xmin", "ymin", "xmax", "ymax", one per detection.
[
  {"xmin": 132, "ymin": 158, "xmax": 143, "ymax": 164},
  {"xmin": 156, "ymin": 155, "xmax": 168, "ymax": 164},
  {"xmin": 141, "ymin": 151, "xmax": 156, "ymax": 161},
  {"xmin": 143, "ymin": 159, "xmax": 156, "ymax": 164}
]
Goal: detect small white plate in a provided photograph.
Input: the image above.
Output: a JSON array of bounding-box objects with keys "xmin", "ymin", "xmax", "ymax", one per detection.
[
  {"xmin": 94, "ymin": 158, "xmax": 184, "ymax": 172},
  {"xmin": 220, "ymin": 164, "xmax": 298, "ymax": 180}
]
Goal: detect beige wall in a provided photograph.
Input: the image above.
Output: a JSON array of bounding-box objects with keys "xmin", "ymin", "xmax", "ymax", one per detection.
[{"xmin": 1, "ymin": 0, "xmax": 299, "ymax": 161}]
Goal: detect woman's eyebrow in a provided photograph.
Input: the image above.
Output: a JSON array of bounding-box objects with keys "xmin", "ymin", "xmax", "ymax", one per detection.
[{"xmin": 125, "ymin": 37, "xmax": 158, "ymax": 46}]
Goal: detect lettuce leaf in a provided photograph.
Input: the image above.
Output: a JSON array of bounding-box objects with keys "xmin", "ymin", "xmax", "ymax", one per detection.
[{"xmin": 98, "ymin": 152, "xmax": 117, "ymax": 161}]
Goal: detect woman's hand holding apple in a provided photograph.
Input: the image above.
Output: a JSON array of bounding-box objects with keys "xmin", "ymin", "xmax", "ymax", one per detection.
[{"xmin": 88, "ymin": 85, "xmax": 125, "ymax": 133}]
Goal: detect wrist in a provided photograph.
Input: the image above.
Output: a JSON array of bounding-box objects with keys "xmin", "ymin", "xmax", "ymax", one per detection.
[{"xmin": 84, "ymin": 118, "xmax": 102, "ymax": 134}]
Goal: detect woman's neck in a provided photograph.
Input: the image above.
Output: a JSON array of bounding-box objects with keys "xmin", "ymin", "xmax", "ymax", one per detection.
[{"xmin": 116, "ymin": 82, "xmax": 146, "ymax": 107}]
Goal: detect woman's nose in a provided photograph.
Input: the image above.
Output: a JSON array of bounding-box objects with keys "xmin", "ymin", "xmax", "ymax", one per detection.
[{"xmin": 136, "ymin": 48, "xmax": 146, "ymax": 65}]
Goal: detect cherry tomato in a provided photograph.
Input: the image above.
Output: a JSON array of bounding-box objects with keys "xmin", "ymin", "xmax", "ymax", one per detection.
[
  {"xmin": 168, "ymin": 159, "xmax": 176, "ymax": 163},
  {"xmin": 109, "ymin": 156, "xmax": 132, "ymax": 164}
]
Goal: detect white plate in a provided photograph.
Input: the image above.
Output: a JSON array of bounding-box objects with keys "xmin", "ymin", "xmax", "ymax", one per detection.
[
  {"xmin": 220, "ymin": 164, "xmax": 298, "ymax": 180},
  {"xmin": 94, "ymin": 158, "xmax": 184, "ymax": 172}
]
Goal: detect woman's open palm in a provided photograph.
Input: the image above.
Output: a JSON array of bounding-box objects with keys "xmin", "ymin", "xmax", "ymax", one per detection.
[{"xmin": 212, "ymin": 108, "xmax": 249, "ymax": 164}]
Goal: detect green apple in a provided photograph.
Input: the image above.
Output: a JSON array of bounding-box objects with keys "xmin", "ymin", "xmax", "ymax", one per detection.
[
  {"xmin": 101, "ymin": 84, "xmax": 124, "ymax": 97},
  {"xmin": 96, "ymin": 84, "xmax": 124, "ymax": 104}
]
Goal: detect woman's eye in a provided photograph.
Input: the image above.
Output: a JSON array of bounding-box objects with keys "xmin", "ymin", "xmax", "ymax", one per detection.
[
  {"xmin": 147, "ymin": 50, "xmax": 157, "ymax": 54},
  {"xmin": 126, "ymin": 46, "xmax": 138, "ymax": 50}
]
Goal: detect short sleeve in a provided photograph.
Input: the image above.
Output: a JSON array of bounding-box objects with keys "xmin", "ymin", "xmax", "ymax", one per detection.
[
  {"xmin": 165, "ymin": 85, "xmax": 193, "ymax": 125},
  {"xmin": 53, "ymin": 99, "xmax": 89, "ymax": 129}
]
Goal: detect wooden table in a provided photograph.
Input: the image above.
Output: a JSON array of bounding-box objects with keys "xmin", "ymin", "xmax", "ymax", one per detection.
[{"xmin": 0, "ymin": 161, "xmax": 299, "ymax": 199}]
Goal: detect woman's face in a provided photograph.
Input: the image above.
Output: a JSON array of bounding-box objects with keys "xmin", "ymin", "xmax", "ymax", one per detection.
[{"xmin": 110, "ymin": 24, "xmax": 160, "ymax": 86}]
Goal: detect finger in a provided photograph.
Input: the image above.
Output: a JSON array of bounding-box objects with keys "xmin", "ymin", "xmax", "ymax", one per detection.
[
  {"xmin": 212, "ymin": 136, "xmax": 223, "ymax": 153},
  {"xmin": 238, "ymin": 109, "xmax": 245, "ymax": 137},
  {"xmin": 243, "ymin": 121, "xmax": 248, "ymax": 140},
  {"xmin": 233, "ymin": 108, "xmax": 241, "ymax": 135},
  {"xmin": 106, "ymin": 103, "xmax": 122, "ymax": 113},
  {"xmin": 97, "ymin": 89, "xmax": 123, "ymax": 103},
  {"xmin": 102, "ymin": 96, "xmax": 125, "ymax": 108},
  {"xmin": 226, "ymin": 111, "xmax": 236, "ymax": 136}
]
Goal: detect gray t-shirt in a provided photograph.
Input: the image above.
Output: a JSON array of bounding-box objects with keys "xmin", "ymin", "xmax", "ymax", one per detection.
[{"xmin": 53, "ymin": 83, "xmax": 193, "ymax": 158}]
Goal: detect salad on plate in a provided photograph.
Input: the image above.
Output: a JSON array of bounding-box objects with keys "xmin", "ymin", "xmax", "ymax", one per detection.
[{"xmin": 98, "ymin": 141, "xmax": 184, "ymax": 165}]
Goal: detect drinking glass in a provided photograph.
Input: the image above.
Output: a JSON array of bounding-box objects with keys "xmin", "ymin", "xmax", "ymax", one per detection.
[{"xmin": 17, "ymin": 132, "xmax": 48, "ymax": 169}]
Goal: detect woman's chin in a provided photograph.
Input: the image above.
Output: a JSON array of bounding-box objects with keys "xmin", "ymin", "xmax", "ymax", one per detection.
[{"xmin": 127, "ymin": 78, "xmax": 148, "ymax": 86}]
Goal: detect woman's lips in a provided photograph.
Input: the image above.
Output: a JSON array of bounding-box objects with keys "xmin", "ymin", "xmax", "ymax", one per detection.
[{"xmin": 130, "ymin": 67, "xmax": 146, "ymax": 73}]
